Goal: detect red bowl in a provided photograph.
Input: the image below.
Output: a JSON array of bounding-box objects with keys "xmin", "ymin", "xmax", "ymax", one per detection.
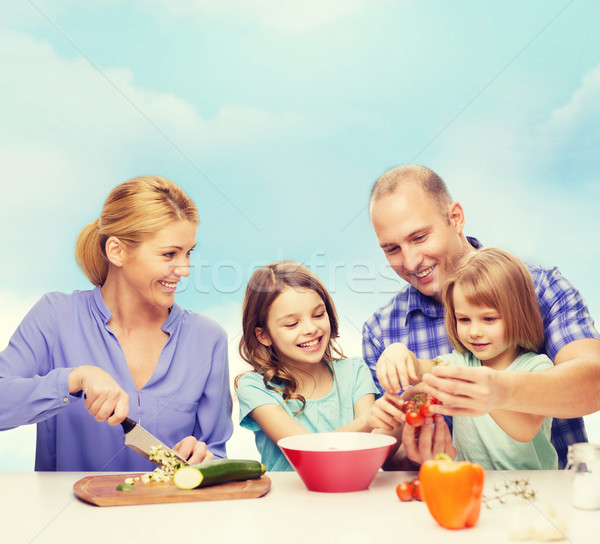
[{"xmin": 277, "ymin": 432, "xmax": 397, "ymax": 493}]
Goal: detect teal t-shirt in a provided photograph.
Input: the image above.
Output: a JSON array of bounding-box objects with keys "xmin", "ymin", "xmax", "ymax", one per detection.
[
  {"xmin": 438, "ymin": 350, "xmax": 558, "ymax": 470},
  {"xmin": 237, "ymin": 357, "xmax": 380, "ymax": 471}
]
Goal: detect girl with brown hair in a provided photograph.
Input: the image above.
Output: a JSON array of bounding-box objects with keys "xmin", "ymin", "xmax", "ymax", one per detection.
[{"xmin": 236, "ymin": 261, "xmax": 405, "ymax": 470}]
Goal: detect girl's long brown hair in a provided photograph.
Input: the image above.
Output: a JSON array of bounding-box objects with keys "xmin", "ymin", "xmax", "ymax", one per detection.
[{"xmin": 236, "ymin": 261, "xmax": 345, "ymax": 413}]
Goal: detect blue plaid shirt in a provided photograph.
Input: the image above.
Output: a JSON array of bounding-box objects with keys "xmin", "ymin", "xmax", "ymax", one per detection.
[{"xmin": 362, "ymin": 237, "xmax": 600, "ymax": 468}]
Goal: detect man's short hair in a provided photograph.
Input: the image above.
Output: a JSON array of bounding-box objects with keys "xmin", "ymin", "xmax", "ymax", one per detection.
[{"xmin": 369, "ymin": 165, "xmax": 453, "ymax": 219}]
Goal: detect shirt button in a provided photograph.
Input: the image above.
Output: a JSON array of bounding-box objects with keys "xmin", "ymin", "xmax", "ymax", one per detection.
[{"xmin": 63, "ymin": 397, "xmax": 69, "ymax": 403}]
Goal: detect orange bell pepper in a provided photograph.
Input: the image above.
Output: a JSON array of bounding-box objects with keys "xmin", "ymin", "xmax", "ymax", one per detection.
[{"xmin": 418, "ymin": 454, "xmax": 485, "ymax": 530}]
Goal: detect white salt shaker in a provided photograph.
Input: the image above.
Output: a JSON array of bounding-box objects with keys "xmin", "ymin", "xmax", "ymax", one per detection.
[{"xmin": 565, "ymin": 442, "xmax": 600, "ymax": 510}]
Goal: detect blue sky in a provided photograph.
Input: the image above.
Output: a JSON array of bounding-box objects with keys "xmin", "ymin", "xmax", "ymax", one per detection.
[{"xmin": 1, "ymin": 1, "xmax": 599, "ymax": 468}]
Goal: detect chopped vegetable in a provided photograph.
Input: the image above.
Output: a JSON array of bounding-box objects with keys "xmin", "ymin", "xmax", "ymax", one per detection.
[
  {"xmin": 117, "ymin": 444, "xmax": 182, "ymax": 489},
  {"xmin": 148, "ymin": 445, "xmax": 182, "ymax": 477},
  {"xmin": 116, "ymin": 483, "xmax": 135, "ymax": 491}
]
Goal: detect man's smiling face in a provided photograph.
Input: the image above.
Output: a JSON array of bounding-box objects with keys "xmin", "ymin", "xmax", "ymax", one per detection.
[{"xmin": 370, "ymin": 181, "xmax": 469, "ymax": 300}]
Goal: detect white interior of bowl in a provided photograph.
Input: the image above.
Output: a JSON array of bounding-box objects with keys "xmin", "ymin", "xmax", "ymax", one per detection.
[{"xmin": 277, "ymin": 432, "xmax": 396, "ymax": 452}]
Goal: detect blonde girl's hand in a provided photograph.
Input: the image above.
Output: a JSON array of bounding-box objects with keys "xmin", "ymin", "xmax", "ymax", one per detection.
[
  {"xmin": 376, "ymin": 343, "xmax": 419, "ymax": 394},
  {"xmin": 68, "ymin": 366, "xmax": 129, "ymax": 425},
  {"xmin": 367, "ymin": 392, "xmax": 406, "ymax": 431},
  {"xmin": 173, "ymin": 436, "xmax": 215, "ymax": 464}
]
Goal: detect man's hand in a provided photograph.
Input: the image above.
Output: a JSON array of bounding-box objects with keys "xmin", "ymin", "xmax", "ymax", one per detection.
[
  {"xmin": 422, "ymin": 364, "xmax": 511, "ymax": 417},
  {"xmin": 402, "ymin": 414, "xmax": 456, "ymax": 465},
  {"xmin": 376, "ymin": 342, "xmax": 420, "ymax": 393}
]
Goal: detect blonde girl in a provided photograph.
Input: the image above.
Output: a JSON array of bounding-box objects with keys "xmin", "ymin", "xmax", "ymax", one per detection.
[
  {"xmin": 236, "ymin": 261, "xmax": 404, "ymax": 471},
  {"xmin": 376, "ymin": 248, "xmax": 558, "ymax": 470},
  {"xmin": 0, "ymin": 176, "xmax": 232, "ymax": 471}
]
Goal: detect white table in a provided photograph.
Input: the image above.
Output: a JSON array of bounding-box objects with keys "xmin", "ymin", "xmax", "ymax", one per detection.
[{"xmin": 0, "ymin": 469, "xmax": 595, "ymax": 543}]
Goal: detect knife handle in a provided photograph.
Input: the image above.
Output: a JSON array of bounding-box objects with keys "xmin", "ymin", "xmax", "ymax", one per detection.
[{"xmin": 120, "ymin": 417, "xmax": 137, "ymax": 434}]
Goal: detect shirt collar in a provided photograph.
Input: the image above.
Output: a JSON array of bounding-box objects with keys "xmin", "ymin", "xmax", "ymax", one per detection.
[
  {"xmin": 92, "ymin": 286, "xmax": 112, "ymax": 324},
  {"xmin": 406, "ymin": 287, "xmax": 443, "ymax": 321},
  {"xmin": 91, "ymin": 285, "xmax": 182, "ymax": 333},
  {"xmin": 467, "ymin": 236, "xmax": 483, "ymax": 250}
]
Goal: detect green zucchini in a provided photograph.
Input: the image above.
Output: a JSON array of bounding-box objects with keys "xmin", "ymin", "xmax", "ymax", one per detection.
[
  {"xmin": 174, "ymin": 459, "xmax": 266, "ymax": 490},
  {"xmin": 173, "ymin": 466, "xmax": 204, "ymax": 490}
]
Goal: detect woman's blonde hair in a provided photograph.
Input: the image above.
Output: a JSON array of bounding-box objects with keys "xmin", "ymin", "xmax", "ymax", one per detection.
[
  {"xmin": 75, "ymin": 176, "xmax": 198, "ymax": 286},
  {"xmin": 236, "ymin": 261, "xmax": 344, "ymax": 412},
  {"xmin": 443, "ymin": 247, "xmax": 544, "ymax": 354}
]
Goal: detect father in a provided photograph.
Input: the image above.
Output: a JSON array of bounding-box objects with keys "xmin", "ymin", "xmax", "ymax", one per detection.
[{"xmin": 362, "ymin": 165, "xmax": 600, "ymax": 468}]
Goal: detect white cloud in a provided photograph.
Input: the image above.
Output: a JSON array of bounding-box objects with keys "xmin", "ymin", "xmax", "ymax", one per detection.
[
  {"xmin": 0, "ymin": 24, "xmax": 342, "ymax": 298},
  {"xmin": 539, "ymin": 63, "xmax": 600, "ymax": 143},
  {"xmin": 136, "ymin": 0, "xmax": 377, "ymax": 33},
  {"xmin": 0, "ymin": 26, "xmax": 326, "ymax": 197}
]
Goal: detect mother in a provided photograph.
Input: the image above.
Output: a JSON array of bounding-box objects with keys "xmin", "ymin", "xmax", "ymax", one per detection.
[{"xmin": 0, "ymin": 176, "xmax": 232, "ymax": 471}]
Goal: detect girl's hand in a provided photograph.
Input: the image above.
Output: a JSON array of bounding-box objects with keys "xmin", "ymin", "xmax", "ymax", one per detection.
[
  {"xmin": 376, "ymin": 343, "xmax": 419, "ymax": 393},
  {"xmin": 367, "ymin": 392, "xmax": 406, "ymax": 431},
  {"xmin": 68, "ymin": 366, "xmax": 129, "ymax": 425},
  {"xmin": 173, "ymin": 436, "xmax": 215, "ymax": 465}
]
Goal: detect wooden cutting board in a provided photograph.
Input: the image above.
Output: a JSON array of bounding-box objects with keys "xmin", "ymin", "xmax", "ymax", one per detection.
[{"xmin": 73, "ymin": 473, "xmax": 271, "ymax": 507}]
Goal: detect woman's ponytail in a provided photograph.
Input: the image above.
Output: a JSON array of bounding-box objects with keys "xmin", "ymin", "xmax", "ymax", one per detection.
[{"xmin": 75, "ymin": 219, "xmax": 108, "ymax": 286}]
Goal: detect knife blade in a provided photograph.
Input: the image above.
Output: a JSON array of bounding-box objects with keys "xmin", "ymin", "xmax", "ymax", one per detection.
[{"xmin": 120, "ymin": 417, "xmax": 188, "ymax": 467}]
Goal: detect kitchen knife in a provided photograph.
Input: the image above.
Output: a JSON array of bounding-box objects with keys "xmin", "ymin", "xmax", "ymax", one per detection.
[{"xmin": 120, "ymin": 417, "xmax": 188, "ymax": 467}]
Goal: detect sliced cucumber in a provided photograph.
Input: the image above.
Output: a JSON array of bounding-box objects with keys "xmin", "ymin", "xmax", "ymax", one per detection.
[
  {"xmin": 174, "ymin": 459, "xmax": 266, "ymax": 490},
  {"xmin": 116, "ymin": 483, "xmax": 135, "ymax": 491},
  {"xmin": 192, "ymin": 459, "xmax": 266, "ymax": 488},
  {"xmin": 173, "ymin": 466, "xmax": 204, "ymax": 490}
]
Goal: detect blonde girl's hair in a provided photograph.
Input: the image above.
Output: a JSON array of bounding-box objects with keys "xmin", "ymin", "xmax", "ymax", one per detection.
[
  {"xmin": 75, "ymin": 176, "xmax": 199, "ymax": 286},
  {"xmin": 443, "ymin": 247, "xmax": 544, "ymax": 354},
  {"xmin": 236, "ymin": 261, "xmax": 345, "ymax": 412}
]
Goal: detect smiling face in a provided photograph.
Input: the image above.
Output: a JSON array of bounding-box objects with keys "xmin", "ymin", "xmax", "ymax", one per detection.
[
  {"xmin": 453, "ymin": 284, "xmax": 520, "ymax": 369},
  {"xmin": 256, "ymin": 285, "xmax": 331, "ymax": 372},
  {"xmin": 118, "ymin": 220, "xmax": 197, "ymax": 309},
  {"xmin": 370, "ymin": 181, "xmax": 471, "ymax": 300}
]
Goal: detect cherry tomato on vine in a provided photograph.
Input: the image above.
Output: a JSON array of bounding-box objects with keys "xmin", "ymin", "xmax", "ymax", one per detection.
[
  {"xmin": 402, "ymin": 400, "xmax": 416, "ymax": 413},
  {"xmin": 396, "ymin": 481, "xmax": 414, "ymax": 502},
  {"xmin": 405, "ymin": 410, "xmax": 424, "ymax": 427},
  {"xmin": 419, "ymin": 400, "xmax": 434, "ymax": 418},
  {"xmin": 411, "ymin": 479, "xmax": 423, "ymax": 501}
]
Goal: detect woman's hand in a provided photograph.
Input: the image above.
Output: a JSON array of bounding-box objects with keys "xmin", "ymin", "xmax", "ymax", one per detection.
[
  {"xmin": 376, "ymin": 343, "xmax": 420, "ymax": 394},
  {"xmin": 402, "ymin": 414, "xmax": 456, "ymax": 465},
  {"xmin": 68, "ymin": 366, "xmax": 129, "ymax": 425},
  {"xmin": 173, "ymin": 436, "xmax": 215, "ymax": 464}
]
